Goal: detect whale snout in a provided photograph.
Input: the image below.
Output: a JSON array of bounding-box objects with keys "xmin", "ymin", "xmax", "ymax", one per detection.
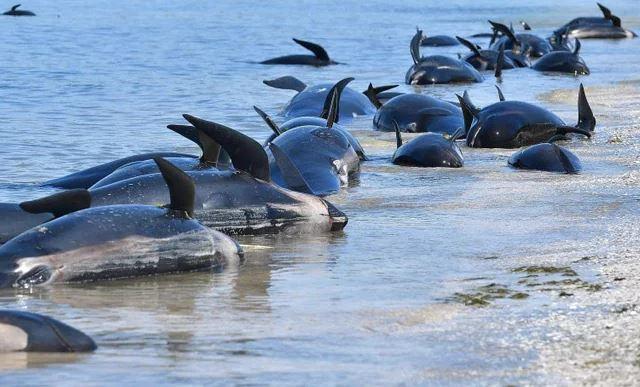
[{"xmin": 322, "ymin": 199, "xmax": 348, "ymax": 231}]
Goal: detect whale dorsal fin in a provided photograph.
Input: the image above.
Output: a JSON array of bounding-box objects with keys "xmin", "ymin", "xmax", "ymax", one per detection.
[
  {"xmin": 325, "ymin": 88, "xmax": 339, "ymax": 128},
  {"xmin": 269, "ymin": 143, "xmax": 315, "ymax": 195},
  {"xmin": 456, "ymin": 36, "xmax": 482, "ymax": 57},
  {"xmin": 11, "ymin": 4, "xmax": 20, "ymax": 11},
  {"xmin": 495, "ymin": 45, "xmax": 505, "ymax": 79},
  {"xmin": 610, "ymin": 15, "xmax": 622, "ymax": 28},
  {"xmin": 292, "ymin": 38, "xmax": 330, "ymax": 61},
  {"xmin": 154, "ymin": 158, "xmax": 195, "ymax": 218},
  {"xmin": 410, "ymin": 29, "xmax": 423, "ymax": 64},
  {"xmin": 20, "ymin": 189, "xmax": 91, "ymax": 218},
  {"xmin": 573, "ymin": 39, "xmax": 581, "ymax": 56},
  {"xmin": 597, "ymin": 3, "xmax": 612, "ymax": 19},
  {"xmin": 182, "ymin": 114, "xmax": 270, "ymax": 181},
  {"xmin": 166, "ymin": 124, "xmax": 222, "ymax": 165},
  {"xmin": 393, "ymin": 121, "xmax": 403, "ymax": 148},
  {"xmin": 520, "ymin": 20, "xmax": 531, "ymax": 30},
  {"xmin": 253, "ymin": 106, "xmax": 281, "ymax": 136},
  {"xmin": 262, "ymin": 76, "xmax": 307, "ymax": 92},
  {"xmin": 456, "ymin": 93, "xmax": 477, "ymax": 133},
  {"xmin": 576, "ymin": 83, "xmax": 596, "ymax": 132},
  {"xmin": 320, "ymin": 77, "xmax": 354, "ymax": 123},
  {"xmin": 495, "ymin": 85, "xmax": 505, "ymax": 102}
]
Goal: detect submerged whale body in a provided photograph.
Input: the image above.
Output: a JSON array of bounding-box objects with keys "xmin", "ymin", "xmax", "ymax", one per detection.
[
  {"xmin": 509, "ymin": 142, "xmax": 582, "ymax": 173},
  {"xmin": 406, "ymin": 29, "xmax": 482, "ymax": 85},
  {"xmin": 421, "ymin": 34, "xmax": 459, "ymax": 46},
  {"xmin": 0, "ymin": 311, "xmax": 96, "ymax": 352},
  {"xmin": 555, "ymin": 3, "xmax": 637, "ymax": 39},
  {"xmin": 3, "ymin": 4, "xmax": 35, "ymax": 16}
]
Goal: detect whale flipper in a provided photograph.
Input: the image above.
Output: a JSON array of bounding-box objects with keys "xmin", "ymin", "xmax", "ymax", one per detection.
[
  {"xmin": 182, "ymin": 115, "xmax": 270, "ymax": 181},
  {"xmin": 456, "ymin": 36, "xmax": 483, "ymax": 57},
  {"xmin": 292, "ymin": 38, "xmax": 330, "ymax": 61},
  {"xmin": 269, "ymin": 143, "xmax": 315, "ymax": 195},
  {"xmin": 410, "ymin": 29, "xmax": 423, "ymax": 64},
  {"xmin": 495, "ymin": 85, "xmax": 505, "ymax": 102},
  {"xmin": 576, "ymin": 83, "xmax": 596, "ymax": 132},
  {"xmin": 495, "ymin": 45, "xmax": 505, "ymax": 78},
  {"xmin": 393, "ymin": 121, "xmax": 403, "ymax": 148},
  {"xmin": 262, "ymin": 76, "xmax": 307, "ymax": 92},
  {"xmin": 253, "ymin": 106, "xmax": 281, "ymax": 136},
  {"xmin": 320, "ymin": 77, "xmax": 354, "ymax": 122},
  {"xmin": 154, "ymin": 158, "xmax": 195, "ymax": 217},
  {"xmin": 19, "ymin": 189, "xmax": 91, "ymax": 218}
]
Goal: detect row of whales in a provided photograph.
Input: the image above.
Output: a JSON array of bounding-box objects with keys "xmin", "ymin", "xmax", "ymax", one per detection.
[{"xmin": 0, "ymin": 1, "xmax": 631, "ymax": 353}]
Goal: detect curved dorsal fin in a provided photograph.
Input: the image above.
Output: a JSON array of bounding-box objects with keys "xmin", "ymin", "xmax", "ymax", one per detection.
[
  {"xmin": 573, "ymin": 38, "xmax": 581, "ymax": 56},
  {"xmin": 19, "ymin": 189, "xmax": 91, "ymax": 218},
  {"xmin": 292, "ymin": 38, "xmax": 330, "ymax": 61},
  {"xmin": 325, "ymin": 88, "xmax": 339, "ymax": 128},
  {"xmin": 597, "ymin": 3, "xmax": 612, "ymax": 19},
  {"xmin": 269, "ymin": 143, "xmax": 315, "ymax": 195},
  {"xmin": 456, "ymin": 36, "xmax": 482, "ymax": 56},
  {"xmin": 154, "ymin": 158, "xmax": 195, "ymax": 218},
  {"xmin": 253, "ymin": 106, "xmax": 281, "ymax": 136},
  {"xmin": 11, "ymin": 4, "xmax": 20, "ymax": 11},
  {"xmin": 393, "ymin": 121, "xmax": 403, "ymax": 148},
  {"xmin": 320, "ymin": 77, "xmax": 354, "ymax": 123},
  {"xmin": 610, "ymin": 15, "xmax": 621, "ymax": 28},
  {"xmin": 520, "ymin": 20, "xmax": 531, "ymax": 30},
  {"xmin": 576, "ymin": 83, "xmax": 596, "ymax": 132},
  {"xmin": 410, "ymin": 29, "xmax": 423, "ymax": 64},
  {"xmin": 262, "ymin": 76, "xmax": 307, "ymax": 92},
  {"xmin": 495, "ymin": 85, "xmax": 505, "ymax": 102},
  {"xmin": 182, "ymin": 114, "xmax": 270, "ymax": 181},
  {"xmin": 166, "ymin": 124, "xmax": 222, "ymax": 165},
  {"xmin": 495, "ymin": 45, "xmax": 505, "ymax": 79}
]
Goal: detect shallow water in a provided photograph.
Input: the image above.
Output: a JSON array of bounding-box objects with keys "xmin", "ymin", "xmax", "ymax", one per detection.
[{"xmin": 1, "ymin": 0, "xmax": 640, "ymax": 384}]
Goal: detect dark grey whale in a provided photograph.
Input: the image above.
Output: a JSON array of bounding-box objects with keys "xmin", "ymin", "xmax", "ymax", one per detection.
[
  {"xmin": 260, "ymin": 38, "xmax": 337, "ymax": 66},
  {"xmin": 554, "ymin": 3, "xmax": 637, "ymax": 39},
  {"xmin": 392, "ymin": 123, "xmax": 464, "ymax": 168},
  {"xmin": 2, "ymin": 4, "xmax": 35, "ymax": 16}
]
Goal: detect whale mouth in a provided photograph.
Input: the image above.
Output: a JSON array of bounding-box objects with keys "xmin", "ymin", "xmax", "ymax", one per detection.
[{"xmin": 322, "ymin": 199, "xmax": 348, "ymax": 231}]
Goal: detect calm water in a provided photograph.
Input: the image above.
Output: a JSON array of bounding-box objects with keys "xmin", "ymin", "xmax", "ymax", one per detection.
[{"xmin": 1, "ymin": 0, "xmax": 639, "ymax": 384}]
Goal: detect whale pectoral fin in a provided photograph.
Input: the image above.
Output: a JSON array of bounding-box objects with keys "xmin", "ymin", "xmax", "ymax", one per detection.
[
  {"xmin": 19, "ymin": 189, "xmax": 91, "ymax": 218},
  {"xmin": 410, "ymin": 29, "xmax": 423, "ymax": 64},
  {"xmin": 182, "ymin": 115, "xmax": 270, "ymax": 181},
  {"xmin": 495, "ymin": 45, "xmax": 505, "ymax": 78},
  {"xmin": 552, "ymin": 144, "xmax": 579, "ymax": 174},
  {"xmin": 269, "ymin": 143, "xmax": 315, "ymax": 195},
  {"xmin": 393, "ymin": 121, "xmax": 403, "ymax": 148},
  {"xmin": 495, "ymin": 85, "xmax": 505, "ymax": 102},
  {"xmin": 556, "ymin": 125, "xmax": 592, "ymax": 139},
  {"xmin": 292, "ymin": 38, "xmax": 330, "ymax": 61},
  {"xmin": 154, "ymin": 158, "xmax": 195, "ymax": 217},
  {"xmin": 576, "ymin": 83, "xmax": 596, "ymax": 132},
  {"xmin": 320, "ymin": 77, "xmax": 354, "ymax": 122},
  {"xmin": 253, "ymin": 106, "xmax": 282, "ymax": 136},
  {"xmin": 597, "ymin": 3, "xmax": 613, "ymax": 19},
  {"xmin": 262, "ymin": 76, "xmax": 307, "ymax": 92},
  {"xmin": 547, "ymin": 134, "xmax": 569, "ymax": 143},
  {"xmin": 456, "ymin": 36, "xmax": 482, "ymax": 56}
]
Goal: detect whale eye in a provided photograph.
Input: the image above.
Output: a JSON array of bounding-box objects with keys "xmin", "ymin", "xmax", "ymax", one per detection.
[{"xmin": 16, "ymin": 266, "xmax": 52, "ymax": 288}]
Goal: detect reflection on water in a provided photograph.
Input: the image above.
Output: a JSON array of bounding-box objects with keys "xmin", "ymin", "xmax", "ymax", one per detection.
[{"xmin": 0, "ymin": 0, "xmax": 639, "ymax": 384}]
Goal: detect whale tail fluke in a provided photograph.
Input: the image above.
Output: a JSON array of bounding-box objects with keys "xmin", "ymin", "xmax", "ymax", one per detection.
[
  {"xmin": 19, "ymin": 189, "xmax": 91, "ymax": 218},
  {"xmin": 154, "ymin": 158, "xmax": 196, "ymax": 218}
]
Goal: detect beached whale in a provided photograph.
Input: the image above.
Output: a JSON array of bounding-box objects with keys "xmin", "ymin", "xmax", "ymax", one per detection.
[
  {"xmin": 392, "ymin": 123, "xmax": 464, "ymax": 168},
  {"xmin": 509, "ymin": 137, "xmax": 582, "ymax": 173},
  {"xmin": 532, "ymin": 39, "xmax": 590, "ymax": 75},
  {"xmin": 554, "ymin": 3, "xmax": 637, "ymax": 39}
]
